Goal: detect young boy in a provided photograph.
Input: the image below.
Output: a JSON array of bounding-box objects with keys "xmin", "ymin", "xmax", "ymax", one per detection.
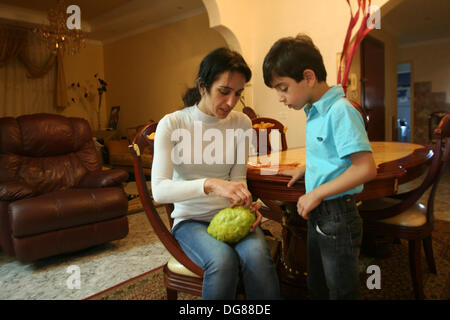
[{"xmin": 263, "ymin": 34, "xmax": 377, "ymax": 300}]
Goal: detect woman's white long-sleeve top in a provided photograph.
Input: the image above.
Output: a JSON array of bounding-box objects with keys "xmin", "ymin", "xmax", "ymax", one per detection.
[{"xmin": 151, "ymin": 105, "xmax": 252, "ymax": 229}]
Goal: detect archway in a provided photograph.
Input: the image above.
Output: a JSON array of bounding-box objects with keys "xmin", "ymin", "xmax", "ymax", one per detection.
[{"xmin": 202, "ymin": 0, "xmax": 243, "ymax": 53}]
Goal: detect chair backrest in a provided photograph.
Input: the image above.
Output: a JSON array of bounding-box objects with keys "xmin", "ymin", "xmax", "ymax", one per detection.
[
  {"xmin": 425, "ymin": 113, "xmax": 450, "ymax": 222},
  {"xmin": 428, "ymin": 111, "xmax": 447, "ymax": 142},
  {"xmin": 390, "ymin": 113, "xmax": 449, "ymax": 223},
  {"xmin": 349, "ymin": 100, "xmax": 369, "ymax": 131},
  {"xmin": 251, "ymin": 117, "xmax": 288, "ymax": 154},
  {"xmin": 435, "ymin": 113, "xmax": 450, "ymax": 141},
  {"xmin": 0, "ymin": 113, "xmax": 101, "ymax": 194},
  {"xmin": 362, "ymin": 113, "xmax": 449, "ymax": 223},
  {"xmin": 129, "ymin": 122, "xmax": 204, "ymax": 277},
  {"xmin": 126, "ymin": 120, "xmax": 155, "ymax": 143},
  {"xmin": 243, "ymin": 106, "xmax": 257, "ymax": 120}
]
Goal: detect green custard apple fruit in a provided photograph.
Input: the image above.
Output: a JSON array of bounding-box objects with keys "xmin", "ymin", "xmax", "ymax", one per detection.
[{"xmin": 207, "ymin": 206, "xmax": 256, "ymax": 243}]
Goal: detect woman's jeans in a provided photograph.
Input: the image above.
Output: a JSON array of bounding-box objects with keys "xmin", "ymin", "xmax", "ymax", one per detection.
[
  {"xmin": 307, "ymin": 195, "xmax": 363, "ymax": 300},
  {"xmin": 173, "ymin": 220, "xmax": 280, "ymax": 300}
]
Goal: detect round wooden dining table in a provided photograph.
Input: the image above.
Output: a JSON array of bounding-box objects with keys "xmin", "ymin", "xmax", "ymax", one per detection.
[
  {"xmin": 246, "ymin": 141, "xmax": 433, "ymax": 298},
  {"xmin": 247, "ymin": 141, "xmax": 433, "ymax": 202}
]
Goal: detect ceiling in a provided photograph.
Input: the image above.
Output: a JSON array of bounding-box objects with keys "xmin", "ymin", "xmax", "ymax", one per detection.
[
  {"xmin": 0, "ymin": 0, "xmax": 448, "ymax": 45},
  {"xmin": 382, "ymin": 0, "xmax": 450, "ymax": 45},
  {"xmin": 0, "ymin": 0, "xmax": 134, "ymax": 20},
  {"xmin": 0, "ymin": 0, "xmax": 205, "ymax": 42}
]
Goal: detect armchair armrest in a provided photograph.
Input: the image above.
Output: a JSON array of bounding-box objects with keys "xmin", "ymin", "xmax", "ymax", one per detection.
[
  {"xmin": 77, "ymin": 169, "xmax": 129, "ymax": 188},
  {"xmin": 0, "ymin": 181, "xmax": 34, "ymax": 201}
]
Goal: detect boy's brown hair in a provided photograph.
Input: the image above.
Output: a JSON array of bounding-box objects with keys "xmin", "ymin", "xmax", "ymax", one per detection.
[{"xmin": 263, "ymin": 34, "xmax": 327, "ymax": 87}]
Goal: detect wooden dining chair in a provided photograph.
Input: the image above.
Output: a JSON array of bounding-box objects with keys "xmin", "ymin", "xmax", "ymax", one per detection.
[
  {"xmin": 130, "ymin": 122, "xmax": 281, "ymax": 299},
  {"xmin": 358, "ymin": 113, "xmax": 450, "ymax": 300},
  {"xmin": 129, "ymin": 122, "xmax": 204, "ymax": 299},
  {"xmin": 349, "ymin": 100, "xmax": 369, "ymax": 131},
  {"xmin": 252, "ymin": 117, "xmax": 288, "ymax": 154},
  {"xmin": 243, "ymin": 106, "xmax": 258, "ymax": 120}
]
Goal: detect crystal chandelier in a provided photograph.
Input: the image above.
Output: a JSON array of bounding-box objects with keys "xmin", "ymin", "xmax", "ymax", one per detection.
[{"xmin": 33, "ymin": 0, "xmax": 86, "ymax": 56}]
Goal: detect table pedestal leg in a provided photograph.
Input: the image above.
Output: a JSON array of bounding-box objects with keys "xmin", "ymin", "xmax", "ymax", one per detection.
[{"xmin": 277, "ymin": 203, "xmax": 309, "ymax": 299}]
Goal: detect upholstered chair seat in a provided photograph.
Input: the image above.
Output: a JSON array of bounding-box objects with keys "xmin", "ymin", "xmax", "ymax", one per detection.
[
  {"xmin": 359, "ymin": 198, "xmax": 427, "ymax": 227},
  {"xmin": 167, "ymin": 256, "xmax": 202, "ymax": 278}
]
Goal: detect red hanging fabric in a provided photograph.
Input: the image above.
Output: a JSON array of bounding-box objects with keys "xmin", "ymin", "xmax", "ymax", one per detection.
[
  {"xmin": 338, "ymin": 0, "xmax": 373, "ymax": 94},
  {"xmin": 337, "ymin": 0, "xmax": 361, "ymax": 85}
]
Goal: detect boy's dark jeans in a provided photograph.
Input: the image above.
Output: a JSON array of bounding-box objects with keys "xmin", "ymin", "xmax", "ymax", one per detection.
[{"xmin": 307, "ymin": 195, "xmax": 363, "ymax": 300}]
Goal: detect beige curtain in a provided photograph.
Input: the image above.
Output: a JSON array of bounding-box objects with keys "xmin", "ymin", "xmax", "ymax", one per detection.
[
  {"xmin": 0, "ymin": 27, "xmax": 27, "ymax": 68},
  {"xmin": 55, "ymin": 49, "xmax": 67, "ymax": 109},
  {"xmin": 0, "ymin": 25, "xmax": 67, "ymax": 117}
]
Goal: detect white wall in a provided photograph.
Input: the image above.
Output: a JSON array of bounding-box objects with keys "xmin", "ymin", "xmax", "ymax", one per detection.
[
  {"xmin": 399, "ymin": 40, "xmax": 450, "ymax": 104},
  {"xmin": 204, "ymin": 0, "xmax": 394, "ymax": 147},
  {"xmin": 103, "ymin": 13, "xmax": 226, "ymax": 136}
]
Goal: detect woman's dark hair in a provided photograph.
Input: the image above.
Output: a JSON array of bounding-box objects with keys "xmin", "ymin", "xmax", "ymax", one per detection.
[
  {"xmin": 182, "ymin": 47, "xmax": 252, "ymax": 107},
  {"xmin": 263, "ymin": 34, "xmax": 327, "ymax": 87}
]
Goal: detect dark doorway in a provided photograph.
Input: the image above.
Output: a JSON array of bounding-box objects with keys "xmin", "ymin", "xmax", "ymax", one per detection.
[
  {"xmin": 361, "ymin": 36, "xmax": 385, "ymax": 141},
  {"xmin": 397, "ymin": 63, "xmax": 411, "ymax": 142}
]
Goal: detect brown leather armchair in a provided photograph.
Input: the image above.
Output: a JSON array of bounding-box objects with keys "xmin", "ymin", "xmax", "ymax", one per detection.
[{"xmin": 0, "ymin": 113, "xmax": 130, "ymax": 263}]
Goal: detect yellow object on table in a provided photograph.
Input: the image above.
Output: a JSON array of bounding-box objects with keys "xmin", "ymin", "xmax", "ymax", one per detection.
[
  {"xmin": 253, "ymin": 122, "xmax": 275, "ymax": 129},
  {"xmin": 252, "ymin": 122, "xmax": 288, "ymax": 134}
]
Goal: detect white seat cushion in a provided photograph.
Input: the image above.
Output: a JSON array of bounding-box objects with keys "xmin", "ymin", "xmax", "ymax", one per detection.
[
  {"xmin": 167, "ymin": 256, "xmax": 202, "ymax": 278},
  {"xmin": 358, "ymin": 198, "xmax": 427, "ymax": 227},
  {"xmin": 166, "ymin": 239, "xmax": 280, "ymax": 279}
]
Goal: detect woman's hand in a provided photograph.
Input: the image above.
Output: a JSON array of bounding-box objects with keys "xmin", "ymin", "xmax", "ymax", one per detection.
[
  {"xmin": 278, "ymin": 165, "xmax": 306, "ymax": 187},
  {"xmin": 204, "ymin": 178, "xmax": 253, "ymax": 208},
  {"xmin": 247, "ymin": 201, "xmax": 263, "ymax": 232}
]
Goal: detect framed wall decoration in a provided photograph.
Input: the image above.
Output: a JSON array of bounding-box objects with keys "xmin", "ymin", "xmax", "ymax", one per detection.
[{"xmin": 108, "ymin": 106, "xmax": 120, "ymax": 130}]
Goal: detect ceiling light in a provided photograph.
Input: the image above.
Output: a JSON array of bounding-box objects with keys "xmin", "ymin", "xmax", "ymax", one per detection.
[{"xmin": 33, "ymin": 0, "xmax": 86, "ymax": 56}]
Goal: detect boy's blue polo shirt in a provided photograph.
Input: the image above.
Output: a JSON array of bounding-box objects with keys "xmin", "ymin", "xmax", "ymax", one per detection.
[{"xmin": 304, "ymin": 85, "xmax": 372, "ymax": 200}]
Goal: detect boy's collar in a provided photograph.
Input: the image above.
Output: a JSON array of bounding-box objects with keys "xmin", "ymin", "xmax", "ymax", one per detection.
[{"xmin": 304, "ymin": 85, "xmax": 345, "ymax": 116}]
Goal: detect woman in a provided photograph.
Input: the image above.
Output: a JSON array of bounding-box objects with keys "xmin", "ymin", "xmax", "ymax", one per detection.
[{"xmin": 151, "ymin": 47, "xmax": 280, "ymax": 300}]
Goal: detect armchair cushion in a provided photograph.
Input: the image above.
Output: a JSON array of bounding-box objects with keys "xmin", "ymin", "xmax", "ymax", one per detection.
[
  {"xmin": 77, "ymin": 169, "xmax": 128, "ymax": 188},
  {"xmin": 106, "ymin": 140, "xmax": 152, "ymax": 171},
  {"xmin": 105, "ymin": 140, "xmax": 129, "ymax": 154},
  {"xmin": 9, "ymin": 187, "xmax": 128, "ymax": 237},
  {"xmin": 0, "ymin": 181, "xmax": 34, "ymax": 201},
  {"xmin": 108, "ymin": 150, "xmax": 153, "ymax": 167},
  {"xmin": 0, "ymin": 114, "xmax": 101, "ymax": 195}
]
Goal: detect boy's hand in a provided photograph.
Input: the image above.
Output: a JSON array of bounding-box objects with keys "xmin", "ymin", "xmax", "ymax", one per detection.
[
  {"xmin": 278, "ymin": 166, "xmax": 306, "ymax": 187},
  {"xmin": 297, "ymin": 190, "xmax": 322, "ymax": 220}
]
